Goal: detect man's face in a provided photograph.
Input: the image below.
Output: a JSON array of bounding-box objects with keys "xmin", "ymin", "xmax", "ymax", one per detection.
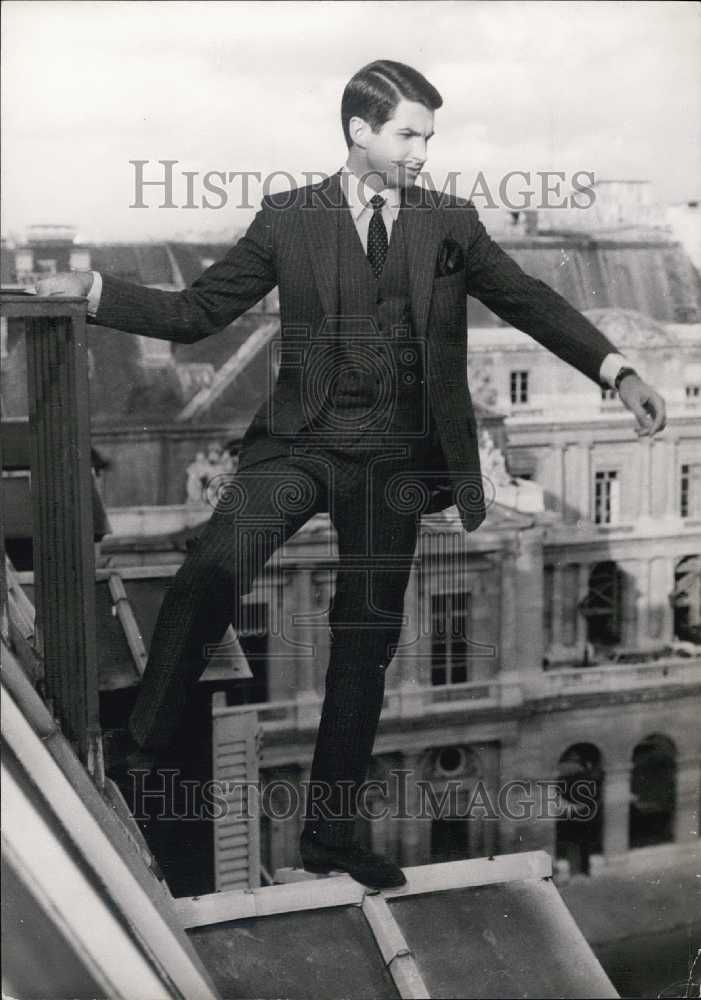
[{"xmin": 362, "ymin": 98, "xmax": 434, "ymax": 189}]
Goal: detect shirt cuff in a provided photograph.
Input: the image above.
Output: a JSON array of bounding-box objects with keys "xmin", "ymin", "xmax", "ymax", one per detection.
[
  {"xmin": 86, "ymin": 271, "xmax": 102, "ymax": 316},
  {"xmin": 599, "ymin": 352, "xmax": 630, "ymax": 388}
]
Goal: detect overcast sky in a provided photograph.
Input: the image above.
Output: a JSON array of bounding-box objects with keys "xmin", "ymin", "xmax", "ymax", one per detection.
[{"xmin": 2, "ymin": 0, "xmax": 699, "ymax": 241}]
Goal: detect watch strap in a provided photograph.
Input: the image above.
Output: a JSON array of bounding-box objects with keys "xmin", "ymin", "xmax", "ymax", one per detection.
[{"xmin": 614, "ymin": 366, "xmax": 638, "ymax": 391}]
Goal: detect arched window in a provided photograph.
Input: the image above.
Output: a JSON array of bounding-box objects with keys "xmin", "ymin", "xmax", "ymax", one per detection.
[
  {"xmin": 555, "ymin": 743, "xmax": 603, "ymax": 875},
  {"xmin": 629, "ymin": 734, "xmax": 677, "ymax": 848},
  {"xmin": 672, "ymin": 554, "xmax": 701, "ymax": 644},
  {"xmin": 428, "ymin": 746, "xmax": 486, "ymax": 862}
]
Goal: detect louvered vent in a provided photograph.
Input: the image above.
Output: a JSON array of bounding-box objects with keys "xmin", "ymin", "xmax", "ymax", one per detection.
[{"xmin": 212, "ymin": 692, "xmax": 262, "ymax": 891}]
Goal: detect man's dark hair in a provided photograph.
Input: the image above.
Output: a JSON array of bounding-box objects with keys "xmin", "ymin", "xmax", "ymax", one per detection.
[{"xmin": 341, "ymin": 60, "xmax": 443, "ymax": 148}]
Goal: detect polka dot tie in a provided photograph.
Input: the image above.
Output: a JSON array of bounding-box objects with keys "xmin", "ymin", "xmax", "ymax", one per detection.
[{"xmin": 367, "ymin": 194, "xmax": 388, "ymax": 279}]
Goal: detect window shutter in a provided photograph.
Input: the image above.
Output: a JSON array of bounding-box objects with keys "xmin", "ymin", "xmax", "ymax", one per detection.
[{"xmin": 211, "ymin": 694, "xmax": 262, "ymax": 891}]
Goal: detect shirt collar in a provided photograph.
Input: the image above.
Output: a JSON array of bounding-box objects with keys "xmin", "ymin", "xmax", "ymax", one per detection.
[{"xmin": 339, "ymin": 165, "xmax": 402, "ymax": 221}]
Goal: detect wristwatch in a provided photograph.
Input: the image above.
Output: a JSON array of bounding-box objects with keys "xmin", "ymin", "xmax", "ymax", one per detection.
[{"xmin": 613, "ymin": 366, "xmax": 638, "ymax": 391}]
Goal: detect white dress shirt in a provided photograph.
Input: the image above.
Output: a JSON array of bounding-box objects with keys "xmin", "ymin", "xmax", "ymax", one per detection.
[
  {"xmin": 338, "ymin": 165, "xmax": 402, "ymax": 253},
  {"xmin": 85, "ymin": 166, "xmax": 629, "ymax": 387}
]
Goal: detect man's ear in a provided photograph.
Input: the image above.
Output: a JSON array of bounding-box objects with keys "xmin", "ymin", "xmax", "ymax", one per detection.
[{"xmin": 348, "ymin": 115, "xmax": 371, "ymax": 149}]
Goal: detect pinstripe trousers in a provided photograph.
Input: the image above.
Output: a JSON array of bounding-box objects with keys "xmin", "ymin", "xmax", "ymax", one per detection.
[{"xmin": 128, "ymin": 437, "xmax": 421, "ymax": 845}]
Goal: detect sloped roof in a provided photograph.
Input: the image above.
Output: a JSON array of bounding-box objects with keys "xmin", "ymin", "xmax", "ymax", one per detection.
[
  {"xmin": 3, "ymin": 623, "xmax": 617, "ymax": 1000},
  {"xmin": 177, "ymin": 853, "xmax": 617, "ymax": 999},
  {"xmin": 467, "ymin": 237, "xmax": 700, "ymax": 326},
  {"xmin": 89, "ymin": 244, "xmax": 174, "ymax": 285},
  {"xmin": 2, "ymin": 643, "xmax": 220, "ymax": 999},
  {"xmin": 582, "ymin": 308, "xmax": 674, "ymax": 347},
  {"xmin": 167, "ymin": 233, "xmax": 701, "ymax": 327},
  {"xmin": 467, "ymin": 311, "xmax": 689, "ymax": 354},
  {"xmin": 12, "ymin": 565, "xmax": 252, "ymax": 693}
]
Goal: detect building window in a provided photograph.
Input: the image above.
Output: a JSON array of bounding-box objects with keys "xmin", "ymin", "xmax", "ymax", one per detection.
[
  {"xmin": 581, "ymin": 561, "xmax": 624, "ymax": 647},
  {"xmin": 673, "ymin": 554, "xmax": 701, "ymax": 644},
  {"xmin": 594, "ymin": 469, "xmax": 620, "ymax": 525},
  {"xmin": 629, "ymin": 735, "xmax": 676, "ymax": 849},
  {"xmin": 685, "ymin": 384, "xmax": 700, "ymax": 400},
  {"xmin": 510, "ymin": 370, "xmax": 529, "ymax": 404},
  {"xmin": 681, "ymin": 464, "xmax": 690, "ymax": 517},
  {"xmin": 555, "ymin": 744, "xmax": 603, "ymax": 876},
  {"xmin": 431, "ymin": 591, "xmax": 471, "ymax": 686},
  {"xmin": 680, "ymin": 463, "xmax": 701, "ymax": 518}
]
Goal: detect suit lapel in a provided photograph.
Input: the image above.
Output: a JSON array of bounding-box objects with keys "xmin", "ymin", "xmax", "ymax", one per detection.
[
  {"xmin": 299, "ymin": 174, "xmax": 443, "ymax": 334},
  {"xmin": 300, "ymin": 172, "xmax": 342, "ymax": 319},
  {"xmin": 400, "ymin": 186, "xmax": 444, "ymax": 338}
]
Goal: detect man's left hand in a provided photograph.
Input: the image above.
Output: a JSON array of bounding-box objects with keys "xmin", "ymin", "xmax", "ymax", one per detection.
[{"xmin": 618, "ymin": 374, "xmax": 667, "ymax": 437}]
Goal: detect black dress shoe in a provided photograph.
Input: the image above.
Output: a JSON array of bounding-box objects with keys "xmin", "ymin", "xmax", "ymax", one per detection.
[{"xmin": 300, "ymin": 830, "xmax": 407, "ymax": 889}]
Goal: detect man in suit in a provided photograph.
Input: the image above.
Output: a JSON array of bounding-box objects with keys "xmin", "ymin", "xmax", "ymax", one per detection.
[{"xmin": 39, "ymin": 59, "xmax": 666, "ymax": 889}]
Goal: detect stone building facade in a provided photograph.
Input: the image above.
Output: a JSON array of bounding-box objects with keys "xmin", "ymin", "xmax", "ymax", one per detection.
[
  {"xmin": 8, "ymin": 293, "xmax": 693, "ymax": 884},
  {"xmin": 207, "ymin": 307, "xmax": 700, "ymax": 880},
  {"xmin": 215, "ymin": 516, "xmax": 699, "ymax": 880},
  {"xmin": 87, "ymin": 306, "xmax": 699, "ymax": 884}
]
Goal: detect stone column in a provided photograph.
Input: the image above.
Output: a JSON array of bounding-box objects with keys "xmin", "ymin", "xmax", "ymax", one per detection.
[
  {"xmin": 637, "ymin": 437, "xmax": 653, "ymax": 522},
  {"xmin": 616, "ymin": 557, "xmax": 655, "ymax": 650},
  {"xmin": 548, "ymin": 442, "xmax": 565, "ymax": 514},
  {"xmin": 563, "ymin": 443, "xmax": 582, "ymax": 524},
  {"xmin": 674, "ymin": 756, "xmax": 701, "ymax": 844},
  {"xmin": 587, "ymin": 440, "xmax": 596, "ymax": 524},
  {"xmin": 648, "ymin": 557, "xmax": 675, "ymax": 643},
  {"xmin": 397, "ymin": 560, "xmax": 424, "ymax": 717},
  {"xmin": 631, "ymin": 558, "xmax": 655, "ymax": 650},
  {"xmin": 513, "ymin": 526, "xmax": 544, "ymax": 698},
  {"xmin": 293, "ymin": 569, "xmax": 321, "ymax": 726},
  {"xmin": 378, "ymin": 767, "xmax": 401, "ymax": 867},
  {"xmin": 669, "ymin": 437, "xmax": 680, "ymax": 517},
  {"xmin": 618, "ymin": 559, "xmax": 640, "ymax": 648},
  {"xmin": 498, "ymin": 737, "xmax": 551, "ymax": 856},
  {"xmin": 550, "ymin": 563, "xmax": 564, "ymax": 648},
  {"xmin": 399, "ymin": 751, "xmax": 427, "ymax": 867},
  {"xmin": 498, "ymin": 538, "xmax": 522, "ymax": 703},
  {"xmin": 480, "ymin": 746, "xmax": 500, "ymax": 858},
  {"xmin": 602, "ymin": 765, "xmax": 632, "ymax": 860},
  {"xmin": 665, "ymin": 437, "xmax": 678, "ymax": 517},
  {"xmin": 574, "ymin": 562, "xmax": 590, "ymax": 653},
  {"xmin": 547, "ymin": 560, "xmax": 580, "ymax": 665}
]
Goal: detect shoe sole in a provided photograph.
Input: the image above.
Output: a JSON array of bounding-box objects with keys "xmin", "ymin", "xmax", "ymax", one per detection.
[{"xmin": 302, "ymin": 861, "xmax": 407, "ymax": 888}]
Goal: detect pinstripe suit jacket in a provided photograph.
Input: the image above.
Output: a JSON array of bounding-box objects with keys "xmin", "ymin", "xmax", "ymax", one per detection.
[{"xmin": 91, "ymin": 171, "xmax": 620, "ymax": 532}]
